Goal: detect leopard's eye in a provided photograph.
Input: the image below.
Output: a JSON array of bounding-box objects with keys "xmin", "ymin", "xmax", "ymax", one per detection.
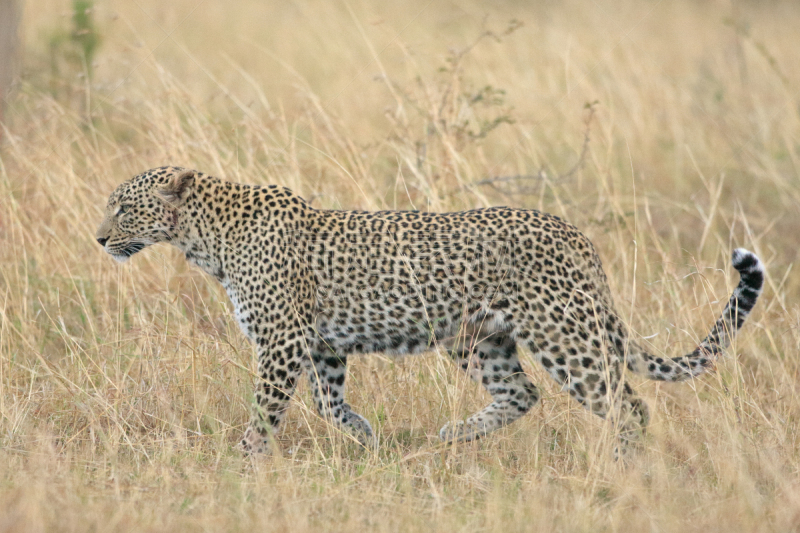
[{"xmin": 118, "ymin": 204, "xmax": 131, "ymax": 215}]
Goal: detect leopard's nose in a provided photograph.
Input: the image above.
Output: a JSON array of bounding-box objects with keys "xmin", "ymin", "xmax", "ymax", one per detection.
[{"xmin": 97, "ymin": 236, "xmax": 109, "ymax": 247}]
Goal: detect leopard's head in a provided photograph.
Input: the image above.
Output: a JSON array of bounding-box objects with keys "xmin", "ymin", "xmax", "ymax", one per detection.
[{"xmin": 96, "ymin": 167, "xmax": 195, "ymax": 262}]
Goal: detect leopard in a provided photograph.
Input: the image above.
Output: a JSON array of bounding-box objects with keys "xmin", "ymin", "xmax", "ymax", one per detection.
[{"xmin": 96, "ymin": 166, "xmax": 764, "ymax": 455}]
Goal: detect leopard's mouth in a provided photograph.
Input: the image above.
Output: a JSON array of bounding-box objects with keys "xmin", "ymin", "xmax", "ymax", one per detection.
[{"xmin": 107, "ymin": 242, "xmax": 146, "ymax": 263}]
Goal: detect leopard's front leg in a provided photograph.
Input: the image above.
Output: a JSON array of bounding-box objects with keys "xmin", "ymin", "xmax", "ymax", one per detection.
[
  {"xmin": 240, "ymin": 324, "xmax": 307, "ymax": 454},
  {"xmin": 305, "ymin": 342, "xmax": 373, "ymax": 444}
]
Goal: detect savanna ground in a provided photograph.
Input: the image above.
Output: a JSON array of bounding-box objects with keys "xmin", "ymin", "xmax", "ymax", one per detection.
[{"xmin": 1, "ymin": 1, "xmax": 799, "ymax": 531}]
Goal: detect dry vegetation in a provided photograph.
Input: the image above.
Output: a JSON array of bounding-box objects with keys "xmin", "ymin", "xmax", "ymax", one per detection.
[{"xmin": 1, "ymin": 0, "xmax": 800, "ymax": 531}]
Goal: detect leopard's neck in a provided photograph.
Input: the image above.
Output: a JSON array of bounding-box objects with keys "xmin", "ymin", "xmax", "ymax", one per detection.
[{"xmin": 169, "ymin": 176, "xmax": 313, "ymax": 282}]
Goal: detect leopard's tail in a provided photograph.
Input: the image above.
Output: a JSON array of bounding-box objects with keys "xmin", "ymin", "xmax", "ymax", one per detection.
[{"xmin": 626, "ymin": 249, "xmax": 764, "ymax": 382}]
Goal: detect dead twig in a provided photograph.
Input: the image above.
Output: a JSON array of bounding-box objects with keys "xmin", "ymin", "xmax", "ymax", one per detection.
[{"xmin": 449, "ymin": 100, "xmax": 599, "ymax": 199}]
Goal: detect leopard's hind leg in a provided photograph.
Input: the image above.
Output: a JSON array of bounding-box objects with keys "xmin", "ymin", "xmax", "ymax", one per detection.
[
  {"xmin": 439, "ymin": 332, "xmax": 541, "ymax": 442},
  {"xmin": 525, "ymin": 300, "xmax": 650, "ymax": 455}
]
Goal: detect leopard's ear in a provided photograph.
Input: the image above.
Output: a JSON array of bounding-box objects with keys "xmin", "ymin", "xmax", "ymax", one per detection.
[{"xmin": 159, "ymin": 170, "xmax": 195, "ymax": 205}]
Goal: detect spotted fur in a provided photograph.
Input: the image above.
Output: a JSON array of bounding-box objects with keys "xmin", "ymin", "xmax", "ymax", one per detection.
[{"xmin": 96, "ymin": 167, "xmax": 764, "ymax": 454}]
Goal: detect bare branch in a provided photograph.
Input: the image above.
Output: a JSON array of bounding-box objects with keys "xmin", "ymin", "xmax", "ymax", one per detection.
[{"xmin": 449, "ymin": 100, "xmax": 599, "ymax": 199}]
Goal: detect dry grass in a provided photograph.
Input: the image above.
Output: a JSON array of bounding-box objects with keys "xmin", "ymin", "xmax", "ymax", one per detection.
[{"xmin": 1, "ymin": 1, "xmax": 800, "ymax": 531}]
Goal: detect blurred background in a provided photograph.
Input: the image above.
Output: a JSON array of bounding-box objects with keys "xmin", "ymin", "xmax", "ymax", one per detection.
[{"xmin": 0, "ymin": 1, "xmax": 799, "ymax": 531}]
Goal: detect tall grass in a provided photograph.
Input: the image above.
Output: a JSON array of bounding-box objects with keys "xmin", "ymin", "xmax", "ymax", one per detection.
[{"xmin": 1, "ymin": 1, "xmax": 799, "ymax": 531}]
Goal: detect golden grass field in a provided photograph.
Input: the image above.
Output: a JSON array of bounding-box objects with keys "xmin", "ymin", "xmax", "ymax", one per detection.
[{"xmin": 1, "ymin": 0, "xmax": 799, "ymax": 531}]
